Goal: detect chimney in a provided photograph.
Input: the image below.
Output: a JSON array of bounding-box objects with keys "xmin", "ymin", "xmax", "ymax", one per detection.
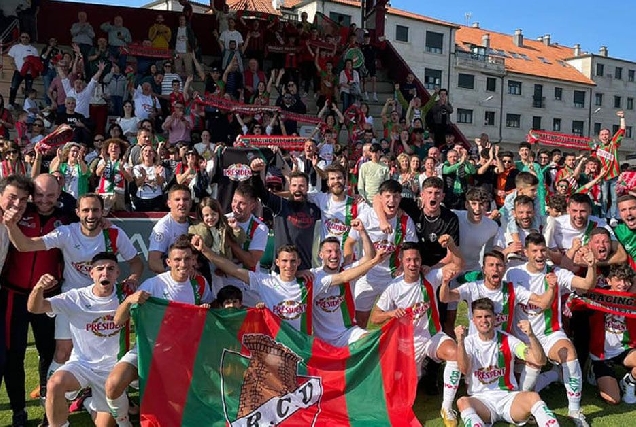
[
  {"xmin": 543, "ymin": 34, "xmax": 551, "ymax": 46},
  {"xmin": 537, "ymin": 36, "xmax": 543, "ymax": 42},
  {"xmin": 513, "ymin": 29, "xmax": 523, "ymax": 47},
  {"xmin": 472, "ymin": 22, "xmax": 480, "ymax": 28},
  {"xmin": 599, "ymin": 46, "xmax": 608, "ymax": 57},
  {"xmin": 573, "ymin": 43, "xmax": 581, "ymax": 56},
  {"xmin": 482, "ymin": 33, "xmax": 490, "ymax": 49}
]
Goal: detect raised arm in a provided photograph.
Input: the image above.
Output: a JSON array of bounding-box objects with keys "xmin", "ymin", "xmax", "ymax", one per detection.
[
  {"xmin": 27, "ymin": 274, "xmax": 56, "ymax": 314},
  {"xmin": 454, "ymin": 325, "xmax": 470, "ymax": 375},
  {"xmin": 193, "ymin": 235, "xmax": 250, "ymax": 284},
  {"xmin": 5, "ymin": 214, "xmax": 47, "ymax": 252}
]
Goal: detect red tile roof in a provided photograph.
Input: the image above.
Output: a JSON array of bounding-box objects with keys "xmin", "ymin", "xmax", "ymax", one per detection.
[
  {"xmin": 227, "ymin": 0, "xmax": 281, "ymax": 15},
  {"xmin": 456, "ymin": 26, "xmax": 595, "ymax": 86}
]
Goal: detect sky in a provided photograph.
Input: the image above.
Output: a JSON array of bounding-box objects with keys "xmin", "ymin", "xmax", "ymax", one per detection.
[{"xmin": 61, "ymin": 0, "xmax": 636, "ymax": 62}]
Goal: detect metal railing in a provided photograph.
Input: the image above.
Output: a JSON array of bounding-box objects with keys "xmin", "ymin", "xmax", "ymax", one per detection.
[
  {"xmin": 456, "ymin": 50, "xmax": 505, "ymax": 65},
  {"xmin": 0, "ymin": 18, "xmax": 20, "ymax": 73}
]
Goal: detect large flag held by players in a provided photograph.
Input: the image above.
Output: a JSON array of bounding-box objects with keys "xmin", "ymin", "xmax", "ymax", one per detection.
[{"xmin": 134, "ymin": 298, "xmax": 420, "ymax": 427}]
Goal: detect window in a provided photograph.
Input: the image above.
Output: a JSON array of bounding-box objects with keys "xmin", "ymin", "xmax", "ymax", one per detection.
[
  {"xmin": 506, "ymin": 114, "xmax": 521, "ymax": 128},
  {"xmin": 594, "ymin": 123, "xmax": 602, "ymax": 135},
  {"xmin": 457, "ymin": 109, "xmax": 473, "ymax": 124},
  {"xmin": 458, "ymin": 73, "xmax": 475, "ymax": 89},
  {"xmin": 328, "ymin": 12, "xmax": 351, "ymax": 27},
  {"xmin": 596, "ymin": 63, "xmax": 605, "ymax": 76},
  {"xmin": 572, "ymin": 121, "xmax": 585, "ymax": 136},
  {"xmin": 630, "ymin": 70, "xmax": 635, "ymax": 82},
  {"xmin": 425, "ymin": 31, "xmax": 444, "ymax": 54},
  {"xmin": 424, "ymin": 68, "xmax": 442, "ymax": 90},
  {"xmin": 595, "ymin": 93, "xmax": 603, "ymax": 106},
  {"xmin": 554, "ymin": 87, "xmax": 563, "ymax": 100},
  {"xmin": 519, "ymin": 53, "xmax": 531, "ymax": 61},
  {"xmin": 627, "ymin": 126, "xmax": 633, "ymax": 138},
  {"xmin": 508, "ymin": 80, "xmax": 522, "ymax": 95},
  {"xmin": 395, "ymin": 25, "xmax": 409, "ymax": 42},
  {"xmin": 532, "ymin": 116, "xmax": 542, "ymax": 130},
  {"xmin": 553, "ymin": 118, "xmax": 561, "ymax": 132},
  {"xmin": 613, "ymin": 125, "xmax": 620, "ymax": 134},
  {"xmin": 615, "ymin": 67, "xmax": 623, "ymax": 80},
  {"xmin": 574, "ymin": 90, "xmax": 586, "ymax": 108},
  {"xmin": 486, "ymin": 77, "xmax": 496, "ymax": 92},
  {"xmin": 614, "ymin": 96, "xmax": 622, "ymax": 108},
  {"xmin": 628, "ymin": 97, "xmax": 634, "ymax": 110},
  {"xmin": 538, "ymin": 57, "xmax": 551, "ymax": 64},
  {"xmin": 484, "ymin": 111, "xmax": 495, "ymax": 126}
]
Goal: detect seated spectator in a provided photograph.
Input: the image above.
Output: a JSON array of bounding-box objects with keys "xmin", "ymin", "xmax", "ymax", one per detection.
[
  {"xmin": 29, "ymin": 118, "xmax": 46, "ymax": 144},
  {"xmin": 0, "ymin": 94, "xmax": 15, "ymax": 139},
  {"xmin": 108, "ymin": 123, "xmax": 127, "ymax": 142},
  {"xmin": 116, "ymin": 100, "xmax": 140, "ymax": 139},
  {"xmin": 23, "ymin": 89, "xmax": 40, "ymax": 125},
  {"xmin": 0, "ymin": 141, "xmax": 28, "ymax": 178},
  {"xmin": 132, "ymin": 145, "xmax": 166, "ymax": 211},
  {"xmin": 194, "ymin": 129, "xmax": 216, "ymax": 161}
]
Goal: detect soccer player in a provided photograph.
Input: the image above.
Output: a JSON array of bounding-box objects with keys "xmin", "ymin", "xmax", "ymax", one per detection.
[
  {"xmin": 455, "ymin": 298, "xmax": 559, "ymax": 427},
  {"xmin": 370, "ymin": 239, "xmax": 462, "ymax": 427},
  {"xmin": 27, "ymin": 253, "xmax": 128, "ymax": 427}
]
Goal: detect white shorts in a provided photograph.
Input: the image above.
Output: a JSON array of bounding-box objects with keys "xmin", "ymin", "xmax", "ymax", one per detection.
[
  {"xmin": 55, "ymin": 313, "xmax": 71, "ymax": 340},
  {"xmin": 471, "ymin": 390, "xmax": 527, "ymax": 426},
  {"xmin": 354, "ymin": 275, "xmax": 389, "ymax": 312},
  {"xmin": 537, "ymin": 331, "xmax": 569, "ymax": 358},
  {"xmin": 330, "ymin": 326, "xmax": 368, "ymax": 348},
  {"xmin": 58, "ymin": 361, "xmax": 111, "ymax": 413},
  {"xmin": 415, "ymin": 332, "xmax": 452, "ymax": 377},
  {"xmin": 118, "ymin": 345, "xmax": 139, "ymax": 369}
]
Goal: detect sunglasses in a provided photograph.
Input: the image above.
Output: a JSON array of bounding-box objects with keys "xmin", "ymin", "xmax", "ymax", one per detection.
[
  {"xmin": 33, "ymin": 123, "xmax": 43, "ymax": 127},
  {"xmin": 164, "ymin": 64, "xmax": 172, "ymax": 68},
  {"xmin": 94, "ymin": 138, "xmax": 105, "ymax": 142},
  {"xmin": 502, "ymin": 160, "xmax": 512, "ymax": 163}
]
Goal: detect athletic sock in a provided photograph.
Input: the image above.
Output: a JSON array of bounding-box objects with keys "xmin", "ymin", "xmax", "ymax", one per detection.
[
  {"xmin": 47, "ymin": 361, "xmax": 63, "ymax": 380},
  {"xmin": 460, "ymin": 408, "xmax": 485, "ymax": 427},
  {"xmin": 106, "ymin": 393, "xmax": 132, "ymax": 427},
  {"xmin": 520, "ymin": 365, "xmax": 540, "ymax": 391},
  {"xmin": 534, "ymin": 368, "xmax": 560, "ymax": 392},
  {"xmin": 531, "ymin": 400, "xmax": 558, "ymax": 426},
  {"xmin": 627, "ymin": 372, "xmax": 636, "ymax": 384},
  {"xmin": 442, "ymin": 361, "xmax": 460, "ymax": 411},
  {"xmin": 563, "ymin": 360, "xmax": 583, "ymax": 412}
]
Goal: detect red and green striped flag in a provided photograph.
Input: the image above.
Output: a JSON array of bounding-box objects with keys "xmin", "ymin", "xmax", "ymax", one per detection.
[{"xmin": 133, "ymin": 298, "xmax": 421, "ymax": 427}]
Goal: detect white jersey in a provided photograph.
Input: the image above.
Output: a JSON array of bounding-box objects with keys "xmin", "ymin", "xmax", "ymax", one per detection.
[
  {"xmin": 547, "ymin": 215, "xmax": 613, "ymax": 250},
  {"xmin": 0, "ymin": 224, "xmax": 8, "ymax": 273},
  {"xmin": 457, "ymin": 280, "xmax": 532, "ymax": 336},
  {"xmin": 247, "ymin": 271, "xmax": 313, "ymax": 334},
  {"xmin": 308, "ymin": 193, "xmax": 370, "ymax": 247},
  {"xmin": 217, "ymin": 214, "xmax": 268, "ymax": 306},
  {"xmin": 148, "ymin": 213, "xmax": 190, "ymax": 255},
  {"xmin": 376, "ymin": 269, "xmax": 443, "ymax": 358},
  {"xmin": 505, "ymin": 263, "xmax": 574, "ymax": 341},
  {"xmin": 347, "ymin": 208, "xmax": 417, "ymax": 283},
  {"xmin": 139, "ymin": 271, "xmax": 212, "ymax": 305},
  {"xmin": 454, "ymin": 210, "xmax": 503, "ymax": 271},
  {"xmin": 49, "ymin": 285, "xmax": 124, "ymax": 370},
  {"xmin": 42, "ymin": 223, "xmax": 138, "ymax": 291},
  {"xmin": 311, "ymin": 266, "xmax": 364, "ymax": 346},
  {"xmin": 464, "ymin": 331, "xmax": 525, "ymax": 395}
]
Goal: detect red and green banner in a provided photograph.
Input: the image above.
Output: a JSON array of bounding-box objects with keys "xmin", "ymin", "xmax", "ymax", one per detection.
[
  {"xmin": 566, "ymin": 288, "xmax": 636, "ymax": 318},
  {"xmin": 237, "ymin": 135, "xmax": 308, "ymax": 151},
  {"xmin": 526, "ymin": 130, "xmax": 592, "ymax": 151},
  {"xmin": 134, "ymin": 298, "xmax": 420, "ymax": 427},
  {"xmin": 119, "ymin": 44, "xmax": 173, "ymax": 59}
]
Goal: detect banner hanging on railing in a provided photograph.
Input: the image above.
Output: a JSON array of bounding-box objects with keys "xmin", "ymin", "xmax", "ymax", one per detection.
[
  {"xmin": 526, "ymin": 130, "xmax": 593, "ymax": 151},
  {"xmin": 567, "ymin": 288, "xmax": 636, "ymax": 318},
  {"xmin": 237, "ymin": 135, "xmax": 307, "ymax": 151}
]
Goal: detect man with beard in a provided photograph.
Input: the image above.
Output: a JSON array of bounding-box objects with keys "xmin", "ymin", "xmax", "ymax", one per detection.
[
  {"xmin": 250, "ymin": 158, "xmax": 320, "ymax": 271},
  {"xmin": 503, "ymin": 195, "xmax": 544, "ymax": 267},
  {"xmin": 455, "ymin": 298, "xmax": 559, "ymax": 427},
  {"xmin": 293, "ymin": 140, "xmax": 327, "ymax": 194},
  {"xmin": 494, "ymin": 150, "xmax": 519, "ymax": 208},
  {"xmin": 308, "ymin": 164, "xmax": 370, "ymax": 249},
  {"xmin": 1, "ymin": 175, "xmax": 73, "ymax": 425},
  {"xmin": 615, "ymin": 195, "xmax": 636, "ymax": 267},
  {"xmin": 4, "ymin": 193, "xmax": 142, "ymax": 373},
  {"xmin": 148, "ymin": 184, "xmax": 192, "ymax": 274},
  {"xmin": 506, "ymin": 232, "xmax": 597, "ymax": 427},
  {"xmin": 344, "ymin": 179, "xmax": 417, "ymax": 327},
  {"xmin": 371, "ymin": 240, "xmax": 461, "ymax": 427},
  {"xmin": 27, "ymin": 253, "xmax": 128, "ymax": 427}
]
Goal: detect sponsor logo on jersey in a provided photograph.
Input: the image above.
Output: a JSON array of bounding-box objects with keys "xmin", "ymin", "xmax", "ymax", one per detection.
[
  {"xmin": 519, "ymin": 302, "xmax": 542, "ymax": 316},
  {"xmin": 475, "ymin": 365, "xmax": 506, "ymax": 384},
  {"xmin": 373, "ymin": 240, "xmax": 396, "ymax": 253},
  {"xmin": 324, "ymin": 218, "xmax": 348, "ymax": 235},
  {"xmin": 412, "ymin": 301, "xmax": 430, "ymax": 320},
  {"xmin": 494, "ymin": 312, "xmax": 507, "ymax": 327},
  {"xmin": 273, "ymin": 300, "xmax": 307, "ymax": 320},
  {"xmin": 223, "ymin": 163, "xmax": 252, "ymax": 181},
  {"xmin": 86, "ymin": 314, "xmax": 123, "ymax": 337},
  {"xmin": 315, "ymin": 295, "xmax": 344, "ymax": 312},
  {"xmin": 605, "ymin": 314, "xmax": 627, "ymax": 333},
  {"xmin": 288, "ymin": 212, "xmax": 315, "ymax": 229},
  {"xmin": 73, "ymin": 261, "xmax": 93, "ymax": 277}
]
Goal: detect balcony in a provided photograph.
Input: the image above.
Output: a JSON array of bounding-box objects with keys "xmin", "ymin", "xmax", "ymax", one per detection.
[
  {"xmin": 455, "ymin": 51, "xmax": 506, "ymax": 76},
  {"xmin": 533, "ymin": 96, "xmax": 546, "ymax": 108}
]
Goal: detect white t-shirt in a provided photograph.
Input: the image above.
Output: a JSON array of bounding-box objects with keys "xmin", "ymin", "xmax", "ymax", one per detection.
[
  {"xmin": 308, "ymin": 193, "xmax": 370, "ymax": 247},
  {"xmin": 133, "ymin": 165, "xmax": 164, "ymax": 199},
  {"xmin": 23, "ymin": 98, "xmax": 38, "ymax": 119},
  {"xmin": 456, "ymin": 280, "xmax": 532, "ymax": 336},
  {"xmin": 194, "ymin": 142, "xmax": 215, "ymax": 161},
  {"xmin": 133, "ymin": 87, "xmax": 159, "ymax": 120},
  {"xmin": 376, "ymin": 268, "xmax": 443, "ymax": 360},
  {"xmin": 454, "ymin": 210, "xmax": 503, "ymax": 271},
  {"xmin": 139, "ymin": 271, "xmax": 212, "ymax": 304},
  {"xmin": 175, "ymin": 26, "xmax": 188, "ymax": 53},
  {"xmin": 548, "ymin": 215, "xmax": 614, "ymax": 250},
  {"xmin": 117, "ymin": 116, "xmax": 140, "ymax": 137},
  {"xmin": 347, "ymin": 208, "xmax": 417, "ymax": 283},
  {"xmin": 215, "ymin": 214, "xmax": 268, "ymax": 307},
  {"xmin": 49, "ymin": 285, "xmax": 123, "ymax": 371},
  {"xmin": 247, "ymin": 271, "xmax": 311, "ymax": 333},
  {"xmin": 463, "ymin": 331, "xmax": 524, "ymax": 395},
  {"xmin": 8, "ymin": 44, "xmax": 39, "ymax": 70},
  {"xmin": 42, "ymin": 224, "xmax": 138, "ymax": 290},
  {"xmin": 505, "ymin": 263, "xmax": 574, "ymax": 340},
  {"xmin": 148, "ymin": 213, "xmax": 190, "ymax": 255},
  {"xmin": 219, "ymin": 30, "xmax": 244, "ymax": 50}
]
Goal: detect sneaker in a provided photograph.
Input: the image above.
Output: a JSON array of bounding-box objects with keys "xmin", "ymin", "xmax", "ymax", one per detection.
[
  {"xmin": 373, "ymin": 93, "xmax": 378, "ymax": 102},
  {"xmin": 69, "ymin": 387, "xmax": 92, "ymax": 413},
  {"xmin": 620, "ymin": 374, "xmax": 636, "ymax": 404},
  {"xmin": 12, "ymin": 410, "xmax": 27, "ymax": 427},
  {"xmin": 364, "ymin": 92, "xmax": 369, "ymax": 100},
  {"xmin": 440, "ymin": 408, "xmax": 457, "ymax": 427},
  {"xmin": 610, "ymin": 218, "xmax": 619, "ymax": 227},
  {"xmin": 569, "ymin": 410, "xmax": 589, "ymax": 427}
]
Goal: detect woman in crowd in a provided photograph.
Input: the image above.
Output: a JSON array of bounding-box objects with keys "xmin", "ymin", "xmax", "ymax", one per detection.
[
  {"xmin": 0, "ymin": 141, "xmax": 28, "ymax": 178},
  {"xmin": 117, "ymin": 101, "xmax": 141, "ymax": 139},
  {"xmin": 96, "ymin": 138, "xmax": 133, "ymax": 212},
  {"xmin": 50, "ymin": 142, "xmax": 90, "ymax": 200},
  {"xmin": 132, "ymin": 145, "xmax": 166, "ymax": 211},
  {"xmin": 108, "ymin": 123, "xmax": 127, "ymax": 142}
]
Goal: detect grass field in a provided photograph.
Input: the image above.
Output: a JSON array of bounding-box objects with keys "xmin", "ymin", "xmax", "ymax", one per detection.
[{"xmin": 0, "ymin": 303, "xmax": 632, "ymax": 426}]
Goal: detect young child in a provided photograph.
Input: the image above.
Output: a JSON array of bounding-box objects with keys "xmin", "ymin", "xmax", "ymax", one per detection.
[
  {"xmin": 15, "ymin": 111, "xmax": 29, "ymax": 147},
  {"xmin": 501, "ymin": 172, "xmax": 542, "ymax": 245},
  {"xmin": 188, "ymin": 197, "xmax": 246, "ymax": 261},
  {"xmin": 169, "ymin": 79, "xmax": 186, "ymax": 113},
  {"xmin": 215, "ymin": 285, "xmax": 243, "ymax": 309},
  {"xmin": 23, "ymin": 89, "xmax": 40, "ymax": 124}
]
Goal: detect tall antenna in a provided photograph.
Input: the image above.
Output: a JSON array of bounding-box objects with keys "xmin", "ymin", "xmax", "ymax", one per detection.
[{"xmin": 464, "ymin": 12, "xmax": 472, "ymax": 25}]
